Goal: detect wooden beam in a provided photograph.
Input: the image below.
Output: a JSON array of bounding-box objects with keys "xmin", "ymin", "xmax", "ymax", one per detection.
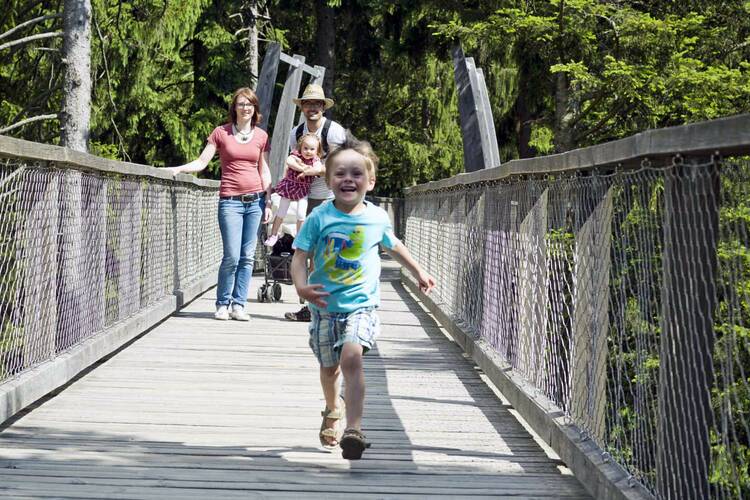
[
  {"xmin": 268, "ymin": 54, "xmax": 305, "ymax": 184},
  {"xmin": 452, "ymin": 45, "xmax": 485, "ymax": 173},
  {"xmin": 255, "ymin": 42, "xmax": 280, "ymax": 132},
  {"xmin": 279, "ymin": 52, "xmax": 323, "ymax": 78}
]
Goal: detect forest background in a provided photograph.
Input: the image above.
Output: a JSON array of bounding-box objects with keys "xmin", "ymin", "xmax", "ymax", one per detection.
[{"xmin": 1, "ymin": 0, "xmax": 750, "ymax": 196}]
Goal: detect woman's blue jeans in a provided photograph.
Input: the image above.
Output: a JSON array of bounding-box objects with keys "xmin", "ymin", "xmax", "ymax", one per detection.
[{"xmin": 216, "ymin": 197, "xmax": 263, "ymax": 307}]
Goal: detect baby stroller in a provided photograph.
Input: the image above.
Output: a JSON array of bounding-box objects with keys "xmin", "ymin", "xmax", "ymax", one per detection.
[
  {"xmin": 257, "ymin": 193, "xmax": 297, "ymax": 303},
  {"xmin": 257, "ymin": 229, "xmax": 294, "ymax": 302}
]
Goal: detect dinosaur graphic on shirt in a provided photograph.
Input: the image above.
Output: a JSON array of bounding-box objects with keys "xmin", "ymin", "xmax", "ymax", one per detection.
[{"xmin": 323, "ymin": 226, "xmax": 366, "ymax": 284}]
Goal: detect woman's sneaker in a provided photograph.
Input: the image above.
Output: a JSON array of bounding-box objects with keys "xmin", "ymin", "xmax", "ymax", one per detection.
[
  {"xmin": 231, "ymin": 304, "xmax": 251, "ymax": 321},
  {"xmin": 215, "ymin": 305, "xmax": 230, "ymax": 320}
]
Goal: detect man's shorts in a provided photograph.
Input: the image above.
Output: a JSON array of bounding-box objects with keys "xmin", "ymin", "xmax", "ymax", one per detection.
[{"xmin": 308, "ymin": 307, "xmax": 380, "ymax": 367}]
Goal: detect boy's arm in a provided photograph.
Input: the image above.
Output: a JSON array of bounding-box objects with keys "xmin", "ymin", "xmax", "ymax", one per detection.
[
  {"xmin": 291, "ymin": 249, "xmax": 330, "ymax": 307},
  {"xmin": 385, "ymin": 242, "xmax": 436, "ymax": 293}
]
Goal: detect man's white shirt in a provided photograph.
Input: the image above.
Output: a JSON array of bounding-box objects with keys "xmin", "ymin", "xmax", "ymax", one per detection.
[{"xmin": 288, "ymin": 118, "xmax": 347, "ymax": 199}]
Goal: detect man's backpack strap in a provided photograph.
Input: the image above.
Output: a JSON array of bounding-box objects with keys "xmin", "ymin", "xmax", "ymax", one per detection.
[
  {"xmin": 295, "ymin": 119, "xmax": 332, "ymax": 154},
  {"xmin": 294, "ymin": 123, "xmax": 305, "ymax": 144},
  {"xmin": 320, "ymin": 119, "xmax": 332, "ymax": 154}
]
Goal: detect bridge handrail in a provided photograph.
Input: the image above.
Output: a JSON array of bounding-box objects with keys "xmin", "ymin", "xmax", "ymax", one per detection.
[
  {"xmin": 407, "ymin": 113, "xmax": 750, "ymax": 193},
  {"xmin": 0, "ymin": 135, "xmax": 220, "ymax": 188}
]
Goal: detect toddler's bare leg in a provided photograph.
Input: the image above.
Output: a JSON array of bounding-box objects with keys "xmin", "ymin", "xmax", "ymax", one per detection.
[{"xmin": 270, "ymin": 216, "xmax": 283, "ymax": 236}]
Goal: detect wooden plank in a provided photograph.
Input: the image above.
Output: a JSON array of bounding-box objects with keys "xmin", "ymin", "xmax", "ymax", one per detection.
[
  {"xmin": 279, "ymin": 52, "xmax": 324, "ymax": 79},
  {"xmin": 255, "ymin": 42, "xmax": 280, "ymax": 132},
  {"xmin": 571, "ymin": 186, "xmax": 613, "ymax": 441},
  {"xmin": 465, "ymin": 58, "xmax": 496, "ymax": 170},
  {"xmin": 268, "ymin": 54, "xmax": 305, "ymax": 183},
  {"xmin": 474, "ymin": 67, "xmax": 500, "ymax": 168},
  {"xmin": 451, "ymin": 44, "xmax": 485, "ymax": 173}
]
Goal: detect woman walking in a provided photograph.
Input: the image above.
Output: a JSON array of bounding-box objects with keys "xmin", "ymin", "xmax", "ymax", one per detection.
[{"xmin": 168, "ymin": 88, "xmax": 271, "ymax": 321}]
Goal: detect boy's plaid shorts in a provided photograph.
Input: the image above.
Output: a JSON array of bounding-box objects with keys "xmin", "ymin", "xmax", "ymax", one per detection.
[{"xmin": 308, "ymin": 307, "xmax": 380, "ymax": 367}]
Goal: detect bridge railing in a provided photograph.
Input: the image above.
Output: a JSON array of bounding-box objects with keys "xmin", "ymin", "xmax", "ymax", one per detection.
[
  {"xmin": 403, "ymin": 114, "xmax": 750, "ymax": 500},
  {"xmin": 0, "ymin": 136, "xmax": 221, "ymax": 422}
]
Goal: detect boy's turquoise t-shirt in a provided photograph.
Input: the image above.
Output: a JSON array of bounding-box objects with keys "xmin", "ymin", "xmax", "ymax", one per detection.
[{"xmin": 293, "ymin": 200, "xmax": 399, "ymax": 313}]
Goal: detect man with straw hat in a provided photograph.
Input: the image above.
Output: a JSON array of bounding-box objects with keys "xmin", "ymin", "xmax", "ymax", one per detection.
[{"xmin": 284, "ymin": 83, "xmax": 347, "ymax": 322}]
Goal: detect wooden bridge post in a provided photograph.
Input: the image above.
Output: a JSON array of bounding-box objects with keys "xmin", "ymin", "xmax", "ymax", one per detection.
[
  {"xmin": 456, "ymin": 189, "xmax": 485, "ymax": 334},
  {"xmin": 170, "ymin": 186, "xmax": 180, "ymax": 297},
  {"xmin": 657, "ymin": 158, "xmax": 717, "ymax": 500},
  {"xmin": 20, "ymin": 170, "xmax": 59, "ymax": 366},
  {"xmin": 452, "ymin": 45, "xmax": 499, "ymax": 172},
  {"xmin": 116, "ymin": 183, "xmax": 142, "ymax": 320},
  {"xmin": 570, "ymin": 183, "xmax": 613, "ymax": 443},
  {"xmin": 517, "ymin": 189, "xmax": 549, "ymax": 386},
  {"xmin": 472, "ymin": 65, "xmax": 501, "ymax": 168},
  {"xmin": 268, "ymin": 54, "xmax": 305, "ymax": 184},
  {"xmin": 255, "ymin": 42, "xmax": 280, "ymax": 132}
]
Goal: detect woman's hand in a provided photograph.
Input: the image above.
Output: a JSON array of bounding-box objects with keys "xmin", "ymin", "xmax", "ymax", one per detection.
[
  {"xmin": 263, "ymin": 206, "xmax": 273, "ymax": 224},
  {"xmin": 164, "ymin": 166, "xmax": 181, "ymax": 177}
]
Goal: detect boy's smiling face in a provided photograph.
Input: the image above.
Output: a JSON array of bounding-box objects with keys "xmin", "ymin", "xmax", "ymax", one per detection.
[{"xmin": 327, "ymin": 149, "xmax": 375, "ymax": 211}]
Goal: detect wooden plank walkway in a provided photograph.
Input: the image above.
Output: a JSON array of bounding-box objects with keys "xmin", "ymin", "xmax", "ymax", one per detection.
[{"xmin": 0, "ymin": 261, "xmax": 590, "ymax": 499}]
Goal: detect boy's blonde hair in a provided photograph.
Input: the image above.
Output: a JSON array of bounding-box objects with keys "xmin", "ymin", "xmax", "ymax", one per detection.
[
  {"xmin": 324, "ymin": 136, "xmax": 379, "ymax": 184},
  {"xmin": 297, "ymin": 132, "xmax": 323, "ymax": 157}
]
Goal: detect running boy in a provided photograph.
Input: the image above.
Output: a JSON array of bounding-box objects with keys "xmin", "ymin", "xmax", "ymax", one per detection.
[{"xmin": 290, "ymin": 138, "xmax": 436, "ymax": 460}]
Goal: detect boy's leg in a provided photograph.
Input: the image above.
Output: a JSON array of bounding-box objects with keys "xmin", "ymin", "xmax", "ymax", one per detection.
[
  {"xmin": 319, "ymin": 364, "xmax": 343, "ymax": 446},
  {"xmin": 320, "ymin": 366, "xmax": 341, "ymax": 446},
  {"xmin": 320, "ymin": 364, "xmax": 342, "ymax": 411},
  {"xmin": 310, "ymin": 308, "xmax": 345, "ymax": 447},
  {"xmin": 339, "ymin": 343, "xmax": 365, "ymax": 430}
]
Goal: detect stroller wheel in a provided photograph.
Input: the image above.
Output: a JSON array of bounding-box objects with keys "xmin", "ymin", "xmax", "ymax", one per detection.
[
  {"xmin": 273, "ymin": 283, "xmax": 282, "ymax": 301},
  {"xmin": 265, "ymin": 285, "xmax": 275, "ymax": 302},
  {"xmin": 257, "ymin": 285, "xmax": 266, "ymax": 302}
]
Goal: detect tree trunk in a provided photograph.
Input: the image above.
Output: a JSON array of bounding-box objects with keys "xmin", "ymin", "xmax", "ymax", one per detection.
[
  {"xmin": 243, "ymin": 1, "xmax": 260, "ymax": 83},
  {"xmin": 247, "ymin": 19, "xmax": 258, "ymax": 82},
  {"xmin": 60, "ymin": 0, "xmax": 91, "ymax": 152},
  {"xmin": 314, "ymin": 0, "xmax": 335, "ymax": 109},
  {"xmin": 517, "ymin": 80, "xmax": 534, "ymax": 158},
  {"xmin": 553, "ymin": 0, "xmax": 572, "ymax": 153},
  {"xmin": 554, "ymin": 72, "xmax": 572, "ymax": 152}
]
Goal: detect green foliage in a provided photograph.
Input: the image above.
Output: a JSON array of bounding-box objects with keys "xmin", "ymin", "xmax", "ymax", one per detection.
[
  {"xmin": 434, "ymin": 1, "xmax": 750, "ymax": 153},
  {"xmin": 270, "ymin": 0, "xmax": 466, "ymax": 195},
  {"xmin": 1, "ymin": 0, "xmax": 275, "ymax": 176},
  {"xmin": 0, "ymin": 1, "xmax": 64, "ymax": 141},
  {"xmin": 529, "ymin": 125, "xmax": 554, "ymax": 154}
]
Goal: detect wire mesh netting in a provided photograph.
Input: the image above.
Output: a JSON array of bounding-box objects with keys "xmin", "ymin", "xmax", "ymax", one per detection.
[
  {"xmin": 403, "ymin": 157, "xmax": 749, "ymax": 499},
  {"xmin": 0, "ymin": 158, "xmax": 221, "ymax": 384}
]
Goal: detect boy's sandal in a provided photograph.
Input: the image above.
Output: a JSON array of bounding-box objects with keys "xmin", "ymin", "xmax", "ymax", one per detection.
[
  {"xmin": 340, "ymin": 428, "xmax": 371, "ymax": 460},
  {"xmin": 319, "ymin": 398, "xmax": 345, "ymax": 449}
]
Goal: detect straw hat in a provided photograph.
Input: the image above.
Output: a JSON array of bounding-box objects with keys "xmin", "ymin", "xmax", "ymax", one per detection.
[{"xmin": 293, "ymin": 84, "xmax": 334, "ymax": 109}]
